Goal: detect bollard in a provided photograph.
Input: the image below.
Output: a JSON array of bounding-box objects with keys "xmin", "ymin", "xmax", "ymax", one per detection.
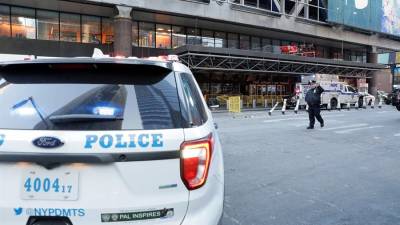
[
  {"xmin": 327, "ymin": 101, "xmax": 331, "ymax": 111},
  {"xmin": 252, "ymin": 99, "xmax": 256, "ymax": 109},
  {"xmin": 294, "ymin": 99, "xmax": 300, "ymax": 114},
  {"xmin": 281, "ymin": 99, "xmax": 287, "ymax": 115},
  {"xmin": 347, "ymin": 102, "xmax": 351, "ymax": 111},
  {"xmin": 306, "ymin": 103, "xmax": 309, "ymax": 112},
  {"xmin": 363, "ymin": 97, "xmax": 367, "ymax": 109},
  {"xmin": 264, "ymin": 99, "xmax": 268, "ymax": 108},
  {"xmin": 378, "ymin": 96, "xmax": 383, "ymax": 109},
  {"xmin": 268, "ymin": 102, "xmax": 279, "ymax": 116},
  {"xmin": 240, "ymin": 99, "xmax": 243, "ymax": 109},
  {"xmin": 337, "ymin": 98, "xmax": 341, "ymax": 111},
  {"xmin": 355, "ymin": 100, "xmax": 359, "ymax": 110},
  {"xmin": 226, "ymin": 100, "xmax": 230, "ymax": 111}
]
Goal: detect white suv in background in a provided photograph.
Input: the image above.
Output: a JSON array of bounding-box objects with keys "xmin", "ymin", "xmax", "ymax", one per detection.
[{"xmin": 0, "ymin": 57, "xmax": 224, "ymax": 225}]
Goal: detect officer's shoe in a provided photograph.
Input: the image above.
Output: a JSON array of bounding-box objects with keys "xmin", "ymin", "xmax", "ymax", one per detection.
[
  {"xmin": 320, "ymin": 123, "xmax": 324, "ymax": 128},
  {"xmin": 307, "ymin": 126, "xmax": 314, "ymax": 129}
]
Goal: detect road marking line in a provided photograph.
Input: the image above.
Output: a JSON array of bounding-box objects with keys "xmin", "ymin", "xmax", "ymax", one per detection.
[
  {"xmin": 322, "ymin": 123, "xmax": 369, "ymax": 131},
  {"xmin": 335, "ymin": 126, "xmax": 384, "ymax": 134},
  {"xmin": 321, "ymin": 123, "xmax": 369, "ymax": 131},
  {"xmin": 263, "ymin": 114, "xmax": 345, "ymax": 123},
  {"xmin": 394, "ymin": 133, "xmax": 400, "ymax": 137}
]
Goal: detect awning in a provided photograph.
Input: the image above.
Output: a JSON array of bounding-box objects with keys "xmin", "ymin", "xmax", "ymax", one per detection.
[{"xmin": 172, "ymin": 46, "xmax": 388, "ymax": 78}]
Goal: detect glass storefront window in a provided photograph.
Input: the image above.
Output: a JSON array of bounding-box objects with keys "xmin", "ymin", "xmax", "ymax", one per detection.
[
  {"xmin": 101, "ymin": 18, "xmax": 113, "ymax": 44},
  {"xmin": 202, "ymin": 30, "xmax": 214, "ymax": 47},
  {"xmin": 215, "ymin": 31, "xmax": 226, "ymax": 48},
  {"xmin": 187, "ymin": 28, "xmax": 201, "ymax": 45},
  {"xmin": 272, "ymin": 39, "xmax": 281, "ymax": 54},
  {"xmin": 139, "ymin": 22, "xmax": 155, "ymax": 48},
  {"xmin": 172, "ymin": 26, "xmax": 186, "ymax": 48},
  {"xmin": 0, "ymin": 5, "xmax": 11, "ymax": 37},
  {"xmin": 36, "ymin": 10, "xmax": 59, "ymax": 41},
  {"xmin": 244, "ymin": 0, "xmax": 257, "ymax": 7},
  {"xmin": 0, "ymin": 5, "xmax": 10, "ymax": 37},
  {"xmin": 156, "ymin": 24, "xmax": 171, "ymax": 49},
  {"xmin": 259, "ymin": 0, "xmax": 272, "ymax": 10},
  {"xmin": 132, "ymin": 21, "xmax": 138, "ymax": 46},
  {"xmin": 240, "ymin": 34, "xmax": 250, "ymax": 50},
  {"xmin": 11, "ymin": 7, "xmax": 35, "ymax": 39},
  {"xmin": 227, "ymin": 33, "xmax": 238, "ymax": 49},
  {"xmin": 262, "ymin": 38, "xmax": 272, "ymax": 52},
  {"xmin": 60, "ymin": 13, "xmax": 81, "ymax": 42},
  {"xmin": 251, "ymin": 36, "xmax": 261, "ymax": 51},
  {"xmin": 82, "ymin": 15, "xmax": 100, "ymax": 44}
]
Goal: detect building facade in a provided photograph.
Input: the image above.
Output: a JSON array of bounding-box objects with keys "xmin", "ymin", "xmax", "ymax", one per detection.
[{"xmin": 0, "ymin": 0, "xmax": 396, "ymax": 107}]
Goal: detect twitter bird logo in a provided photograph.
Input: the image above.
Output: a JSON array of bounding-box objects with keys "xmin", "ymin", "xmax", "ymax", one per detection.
[
  {"xmin": 14, "ymin": 208, "xmax": 23, "ymax": 216},
  {"xmin": 0, "ymin": 134, "xmax": 4, "ymax": 146}
]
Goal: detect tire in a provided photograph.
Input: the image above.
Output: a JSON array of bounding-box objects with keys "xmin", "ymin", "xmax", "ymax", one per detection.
[
  {"xmin": 358, "ymin": 98, "xmax": 364, "ymax": 108},
  {"xmin": 330, "ymin": 98, "xmax": 338, "ymax": 110}
]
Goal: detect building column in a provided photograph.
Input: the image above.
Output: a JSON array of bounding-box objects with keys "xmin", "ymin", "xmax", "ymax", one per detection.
[
  {"xmin": 367, "ymin": 46, "xmax": 392, "ymax": 94},
  {"xmin": 114, "ymin": 5, "xmax": 132, "ymax": 57}
]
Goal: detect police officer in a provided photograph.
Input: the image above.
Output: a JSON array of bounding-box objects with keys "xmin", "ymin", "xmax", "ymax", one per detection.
[{"xmin": 305, "ymin": 80, "xmax": 324, "ymax": 129}]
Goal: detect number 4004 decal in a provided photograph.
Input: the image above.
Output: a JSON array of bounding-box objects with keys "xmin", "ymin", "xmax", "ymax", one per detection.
[{"xmin": 24, "ymin": 177, "xmax": 72, "ymax": 193}]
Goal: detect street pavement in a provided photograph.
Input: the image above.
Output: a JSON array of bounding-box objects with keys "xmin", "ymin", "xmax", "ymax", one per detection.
[{"xmin": 215, "ymin": 106, "xmax": 400, "ymax": 225}]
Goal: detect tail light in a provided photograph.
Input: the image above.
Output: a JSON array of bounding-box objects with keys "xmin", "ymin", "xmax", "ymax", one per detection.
[{"xmin": 180, "ymin": 134, "xmax": 213, "ymax": 190}]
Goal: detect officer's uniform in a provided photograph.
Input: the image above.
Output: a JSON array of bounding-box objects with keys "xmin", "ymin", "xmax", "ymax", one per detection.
[{"xmin": 305, "ymin": 85, "xmax": 324, "ymax": 129}]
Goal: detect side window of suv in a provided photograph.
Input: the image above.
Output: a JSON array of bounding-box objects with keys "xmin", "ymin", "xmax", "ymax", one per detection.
[{"xmin": 180, "ymin": 73, "xmax": 208, "ymax": 126}]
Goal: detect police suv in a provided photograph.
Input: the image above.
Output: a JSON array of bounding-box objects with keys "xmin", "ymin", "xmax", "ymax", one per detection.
[{"xmin": 0, "ymin": 56, "xmax": 224, "ymax": 225}]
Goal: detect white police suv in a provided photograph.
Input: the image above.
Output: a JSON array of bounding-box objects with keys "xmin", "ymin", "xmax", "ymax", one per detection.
[{"xmin": 0, "ymin": 56, "xmax": 224, "ymax": 225}]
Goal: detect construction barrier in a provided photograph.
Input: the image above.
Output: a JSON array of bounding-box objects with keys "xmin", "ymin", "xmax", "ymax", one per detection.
[
  {"xmin": 294, "ymin": 99, "xmax": 300, "ymax": 114},
  {"xmin": 228, "ymin": 96, "xmax": 241, "ymax": 113},
  {"xmin": 281, "ymin": 99, "xmax": 287, "ymax": 115},
  {"xmin": 268, "ymin": 102, "xmax": 280, "ymax": 116}
]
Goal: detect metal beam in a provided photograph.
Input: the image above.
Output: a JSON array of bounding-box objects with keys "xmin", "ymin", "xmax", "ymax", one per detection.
[{"xmin": 178, "ymin": 52, "xmax": 382, "ymax": 78}]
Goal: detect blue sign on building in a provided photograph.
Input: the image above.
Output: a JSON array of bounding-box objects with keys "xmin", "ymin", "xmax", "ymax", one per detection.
[{"xmin": 328, "ymin": 0, "xmax": 400, "ymax": 37}]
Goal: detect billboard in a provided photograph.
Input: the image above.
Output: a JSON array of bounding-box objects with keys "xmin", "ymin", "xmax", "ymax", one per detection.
[
  {"xmin": 381, "ymin": 0, "xmax": 400, "ymax": 36},
  {"xmin": 328, "ymin": 0, "xmax": 400, "ymax": 37}
]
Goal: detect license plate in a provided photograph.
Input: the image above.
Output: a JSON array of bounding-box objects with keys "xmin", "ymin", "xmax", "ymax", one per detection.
[{"xmin": 21, "ymin": 169, "xmax": 79, "ymax": 201}]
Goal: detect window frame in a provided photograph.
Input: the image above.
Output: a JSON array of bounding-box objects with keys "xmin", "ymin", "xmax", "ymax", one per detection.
[{"xmin": 177, "ymin": 72, "xmax": 208, "ymax": 127}]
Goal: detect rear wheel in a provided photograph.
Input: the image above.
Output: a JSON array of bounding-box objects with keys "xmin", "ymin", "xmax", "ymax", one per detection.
[{"xmin": 330, "ymin": 98, "xmax": 338, "ymax": 110}]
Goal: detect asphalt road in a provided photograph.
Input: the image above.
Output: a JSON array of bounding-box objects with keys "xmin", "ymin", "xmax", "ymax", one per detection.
[{"xmin": 215, "ymin": 106, "xmax": 400, "ymax": 225}]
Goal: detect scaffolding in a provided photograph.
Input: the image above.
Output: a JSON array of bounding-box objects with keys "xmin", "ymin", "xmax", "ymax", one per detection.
[{"xmin": 178, "ymin": 52, "xmax": 382, "ymax": 78}]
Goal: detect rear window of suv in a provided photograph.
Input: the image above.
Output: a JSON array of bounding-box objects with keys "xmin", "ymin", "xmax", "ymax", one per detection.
[{"xmin": 0, "ymin": 62, "xmax": 183, "ymax": 130}]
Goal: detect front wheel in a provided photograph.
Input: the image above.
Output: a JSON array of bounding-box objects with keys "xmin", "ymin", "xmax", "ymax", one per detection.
[{"xmin": 330, "ymin": 98, "xmax": 338, "ymax": 110}]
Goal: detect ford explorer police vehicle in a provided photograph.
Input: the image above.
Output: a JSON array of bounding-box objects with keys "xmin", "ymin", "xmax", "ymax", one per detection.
[{"xmin": 0, "ymin": 57, "xmax": 224, "ymax": 225}]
